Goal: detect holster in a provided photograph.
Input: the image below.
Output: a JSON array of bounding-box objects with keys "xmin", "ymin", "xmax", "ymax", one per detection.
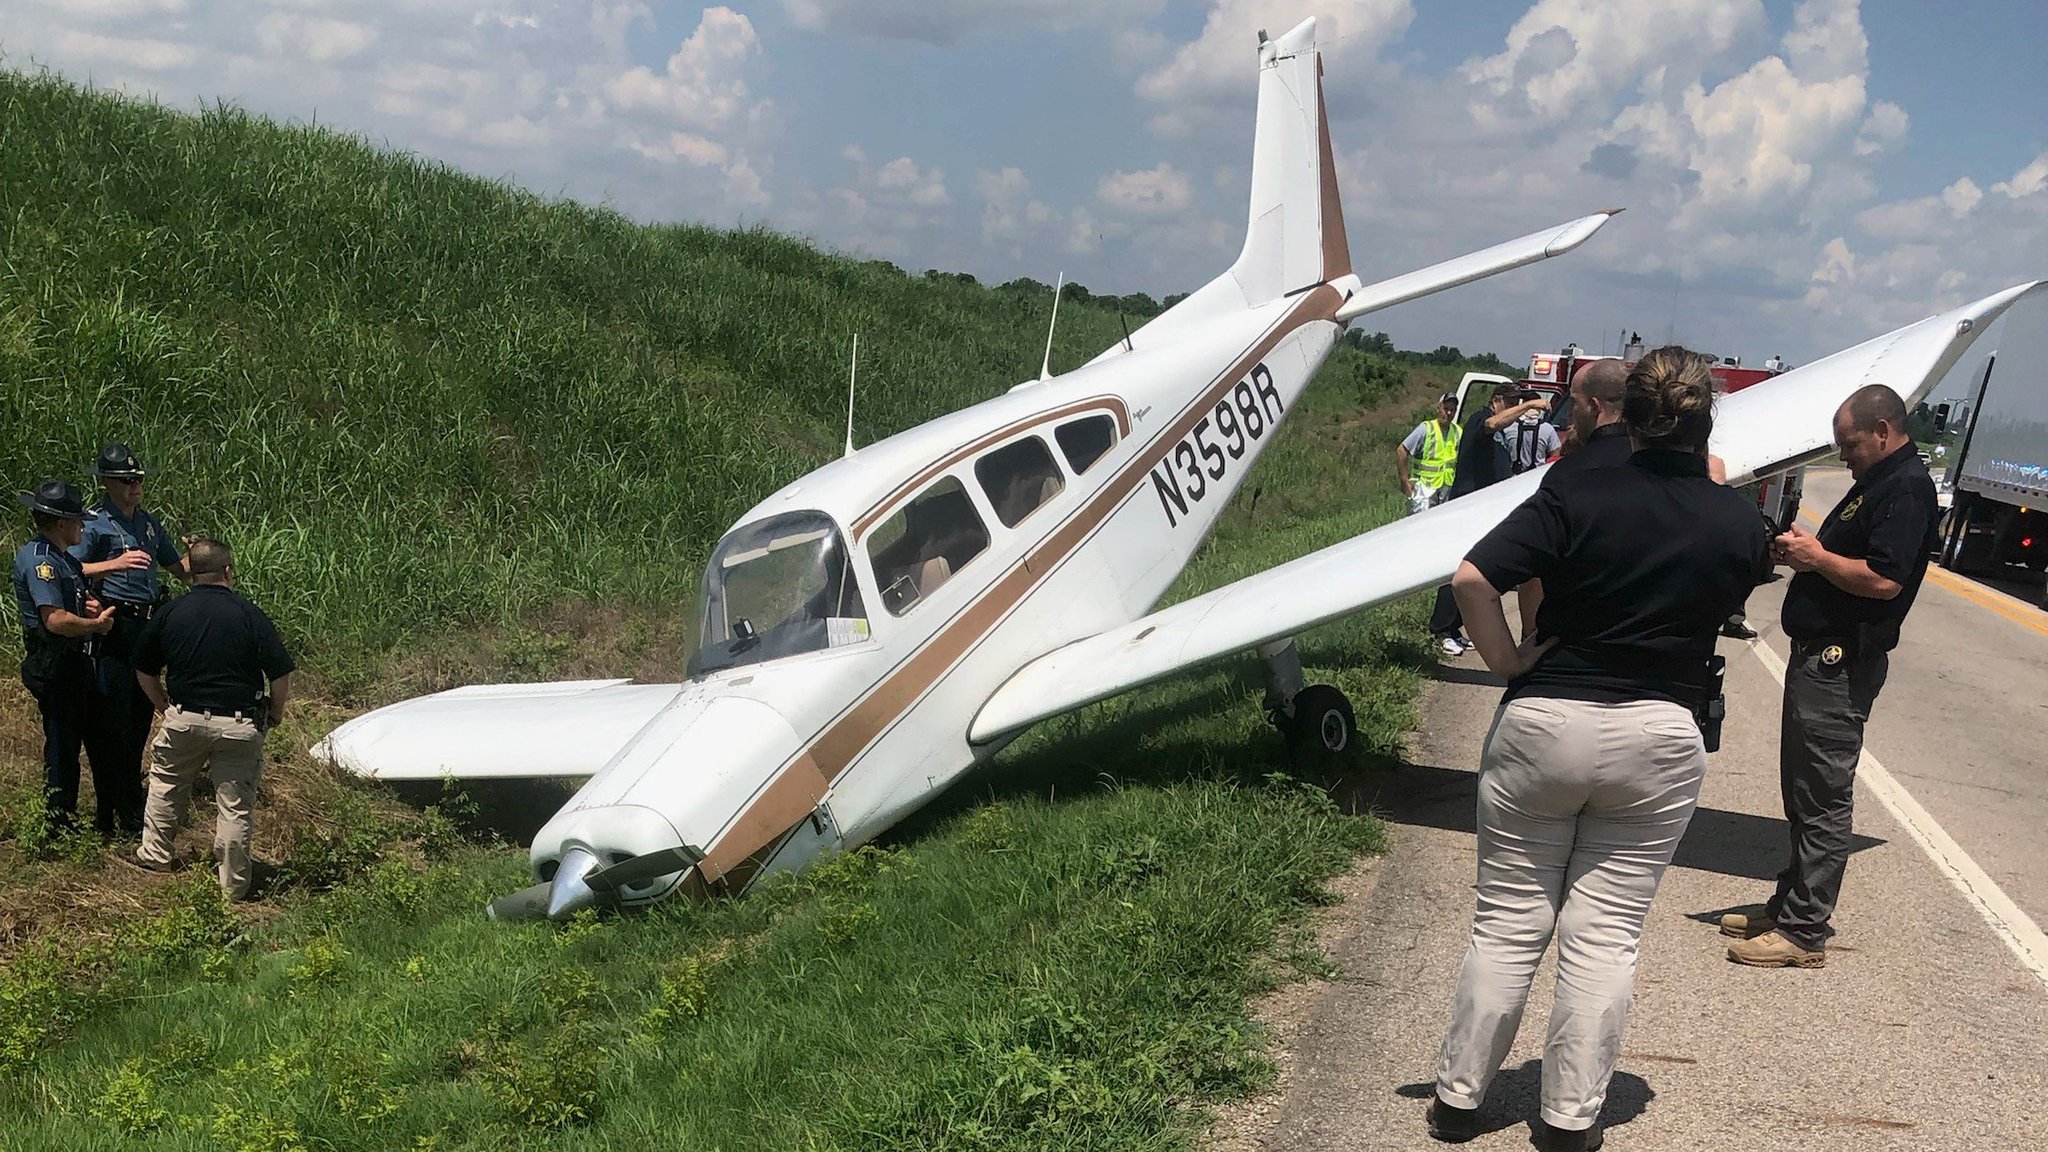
[{"xmin": 1692, "ymin": 654, "xmax": 1727, "ymax": 753}]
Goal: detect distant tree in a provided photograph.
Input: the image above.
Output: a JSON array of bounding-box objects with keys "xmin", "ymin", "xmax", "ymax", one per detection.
[
  {"xmin": 1059, "ymin": 282, "xmax": 1093, "ymax": 304},
  {"xmin": 1162, "ymin": 292, "xmax": 1190, "ymax": 309},
  {"xmin": 998, "ymin": 277, "xmax": 1051, "ymax": 295},
  {"xmin": 1115, "ymin": 292, "xmax": 1161, "ymax": 316},
  {"xmin": 922, "ymin": 269, "xmax": 980, "ymax": 288}
]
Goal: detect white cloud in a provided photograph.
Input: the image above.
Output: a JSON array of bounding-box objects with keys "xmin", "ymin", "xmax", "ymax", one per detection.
[
  {"xmin": 874, "ymin": 156, "xmax": 949, "ymax": 207},
  {"xmin": 1136, "ymin": 0, "xmax": 1414, "ymax": 135},
  {"xmin": 604, "ymin": 7, "xmax": 759, "ymax": 129},
  {"xmin": 50, "ymin": 29, "xmax": 195, "ymax": 72},
  {"xmin": 1853, "ymin": 99, "xmax": 1907, "ymax": 156},
  {"xmin": 1463, "ymin": 0, "xmax": 1765, "ymax": 122},
  {"xmin": 1942, "ymin": 177, "xmax": 1983, "ymax": 217},
  {"xmin": 256, "ymin": 14, "xmax": 378, "ymax": 63},
  {"xmin": 1096, "ymin": 163, "xmax": 1192, "ymax": 214},
  {"xmin": 777, "ymin": 0, "xmax": 1161, "ymax": 46},
  {"xmin": 1993, "ymin": 153, "xmax": 2048, "ymax": 199}
]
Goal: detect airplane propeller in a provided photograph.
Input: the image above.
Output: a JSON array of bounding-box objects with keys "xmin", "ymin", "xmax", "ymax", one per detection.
[{"xmin": 484, "ymin": 842, "xmax": 707, "ymax": 921}]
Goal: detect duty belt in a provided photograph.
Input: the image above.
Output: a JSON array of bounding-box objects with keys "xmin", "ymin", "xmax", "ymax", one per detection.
[{"xmin": 107, "ymin": 599, "xmax": 156, "ymax": 621}]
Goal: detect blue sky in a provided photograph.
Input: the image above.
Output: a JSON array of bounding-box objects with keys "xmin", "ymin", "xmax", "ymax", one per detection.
[{"xmin": 6, "ymin": 1, "xmax": 2045, "ymax": 382}]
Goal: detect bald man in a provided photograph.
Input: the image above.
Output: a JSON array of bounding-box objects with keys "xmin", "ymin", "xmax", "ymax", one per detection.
[{"xmin": 1726, "ymin": 384, "xmax": 1938, "ymax": 968}]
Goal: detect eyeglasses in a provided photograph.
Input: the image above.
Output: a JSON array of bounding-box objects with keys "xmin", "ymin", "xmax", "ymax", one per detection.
[{"xmin": 106, "ymin": 476, "xmax": 142, "ymax": 486}]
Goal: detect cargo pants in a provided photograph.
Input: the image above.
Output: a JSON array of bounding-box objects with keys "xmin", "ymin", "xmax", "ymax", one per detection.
[
  {"xmin": 137, "ymin": 706, "xmax": 264, "ymax": 898},
  {"xmin": 1770, "ymin": 639, "xmax": 1889, "ymax": 951}
]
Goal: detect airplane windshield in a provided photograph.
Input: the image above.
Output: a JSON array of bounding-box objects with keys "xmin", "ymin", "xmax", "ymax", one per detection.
[{"xmin": 688, "ymin": 511, "xmax": 870, "ymax": 678}]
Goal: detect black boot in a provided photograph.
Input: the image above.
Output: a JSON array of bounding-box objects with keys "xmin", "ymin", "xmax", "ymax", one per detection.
[
  {"xmin": 1427, "ymin": 1094, "xmax": 1482, "ymax": 1143},
  {"xmin": 1530, "ymin": 1115, "xmax": 1604, "ymax": 1151}
]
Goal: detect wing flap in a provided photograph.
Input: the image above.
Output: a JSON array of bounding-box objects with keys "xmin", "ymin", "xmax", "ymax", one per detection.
[
  {"xmin": 313, "ymin": 678, "xmax": 681, "ymax": 781},
  {"xmin": 971, "ymin": 281, "xmax": 2043, "ymax": 743}
]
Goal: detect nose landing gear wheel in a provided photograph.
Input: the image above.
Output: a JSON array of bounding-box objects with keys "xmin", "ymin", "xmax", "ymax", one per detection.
[{"xmin": 1281, "ymin": 683, "xmax": 1355, "ymax": 764}]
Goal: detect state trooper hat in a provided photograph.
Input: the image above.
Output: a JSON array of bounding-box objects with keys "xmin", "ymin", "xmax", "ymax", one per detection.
[
  {"xmin": 92, "ymin": 442, "xmax": 147, "ymax": 479},
  {"xmin": 16, "ymin": 480, "xmax": 91, "ymax": 520}
]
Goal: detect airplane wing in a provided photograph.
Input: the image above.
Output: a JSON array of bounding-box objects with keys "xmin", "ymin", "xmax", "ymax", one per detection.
[
  {"xmin": 313, "ymin": 679, "xmax": 681, "ymax": 781},
  {"xmin": 970, "ymin": 281, "xmax": 2045, "ymax": 744}
]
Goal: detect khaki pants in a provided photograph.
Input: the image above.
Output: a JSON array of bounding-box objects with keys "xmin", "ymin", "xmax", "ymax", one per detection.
[
  {"xmin": 138, "ymin": 706, "xmax": 264, "ymax": 898},
  {"xmin": 1436, "ymin": 696, "xmax": 1705, "ymax": 1131}
]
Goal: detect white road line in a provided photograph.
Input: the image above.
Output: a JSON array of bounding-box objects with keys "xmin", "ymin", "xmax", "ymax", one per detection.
[{"xmin": 1748, "ymin": 638, "xmax": 2048, "ymax": 993}]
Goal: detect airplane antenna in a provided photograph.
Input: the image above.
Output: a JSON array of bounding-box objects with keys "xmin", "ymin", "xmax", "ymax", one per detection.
[
  {"xmin": 1038, "ymin": 273, "xmax": 1064, "ymax": 382},
  {"xmin": 1098, "ymin": 231, "xmax": 1136, "ymax": 354},
  {"xmin": 842, "ymin": 333, "xmax": 859, "ymax": 458}
]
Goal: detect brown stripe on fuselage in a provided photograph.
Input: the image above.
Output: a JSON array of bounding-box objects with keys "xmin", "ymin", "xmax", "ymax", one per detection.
[
  {"xmin": 852, "ymin": 395, "xmax": 1132, "ymax": 538},
  {"xmin": 682, "ymin": 284, "xmax": 1344, "ymax": 897}
]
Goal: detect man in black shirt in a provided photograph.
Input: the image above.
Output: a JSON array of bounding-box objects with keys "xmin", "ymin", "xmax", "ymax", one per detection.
[
  {"xmin": 1429, "ymin": 384, "xmax": 1554, "ymax": 655},
  {"xmin": 1726, "ymin": 385, "xmax": 1939, "ymax": 968},
  {"xmin": 126, "ymin": 537, "xmax": 294, "ymax": 898},
  {"xmin": 1544, "ymin": 359, "xmax": 1632, "ymax": 482}
]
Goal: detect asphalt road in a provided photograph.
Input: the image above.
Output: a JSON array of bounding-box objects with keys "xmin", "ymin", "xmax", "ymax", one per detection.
[{"xmin": 1223, "ymin": 477, "xmax": 2048, "ymax": 1150}]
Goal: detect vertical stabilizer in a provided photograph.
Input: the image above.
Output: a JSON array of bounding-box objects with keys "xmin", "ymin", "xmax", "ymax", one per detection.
[{"xmin": 1229, "ymin": 18, "xmax": 1351, "ymax": 308}]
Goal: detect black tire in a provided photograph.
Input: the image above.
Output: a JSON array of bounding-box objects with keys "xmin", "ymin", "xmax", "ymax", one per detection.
[{"xmin": 1285, "ymin": 684, "xmax": 1355, "ymax": 762}]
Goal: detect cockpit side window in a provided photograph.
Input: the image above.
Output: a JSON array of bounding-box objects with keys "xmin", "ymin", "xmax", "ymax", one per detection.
[
  {"xmin": 866, "ymin": 475, "xmax": 990, "ymax": 616},
  {"xmin": 1054, "ymin": 414, "xmax": 1117, "ymax": 474},
  {"xmin": 973, "ymin": 435, "xmax": 1066, "ymax": 529}
]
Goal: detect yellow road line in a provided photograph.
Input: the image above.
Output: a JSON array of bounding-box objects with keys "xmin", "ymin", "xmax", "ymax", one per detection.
[{"xmin": 1796, "ymin": 505, "xmax": 2048, "ymax": 640}]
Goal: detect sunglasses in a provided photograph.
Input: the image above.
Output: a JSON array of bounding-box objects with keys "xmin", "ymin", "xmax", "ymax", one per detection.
[{"xmin": 106, "ymin": 476, "xmax": 142, "ymax": 486}]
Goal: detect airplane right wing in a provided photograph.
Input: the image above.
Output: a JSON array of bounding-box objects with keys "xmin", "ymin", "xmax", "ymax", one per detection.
[{"xmin": 969, "ymin": 280, "xmax": 2045, "ymax": 744}]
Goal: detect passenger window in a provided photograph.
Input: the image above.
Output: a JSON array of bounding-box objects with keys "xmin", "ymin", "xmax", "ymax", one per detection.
[
  {"xmin": 974, "ymin": 436, "xmax": 1066, "ymax": 529},
  {"xmin": 866, "ymin": 476, "xmax": 991, "ymax": 616},
  {"xmin": 1054, "ymin": 414, "xmax": 1117, "ymax": 474}
]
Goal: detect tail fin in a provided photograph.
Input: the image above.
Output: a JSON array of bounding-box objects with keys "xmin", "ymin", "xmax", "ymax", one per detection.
[{"xmin": 1228, "ymin": 18, "xmax": 1351, "ymax": 308}]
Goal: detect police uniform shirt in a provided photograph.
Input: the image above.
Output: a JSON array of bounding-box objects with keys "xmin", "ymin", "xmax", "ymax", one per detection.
[
  {"xmin": 1539, "ymin": 422, "xmax": 1632, "ymax": 489},
  {"xmin": 1780, "ymin": 443, "xmax": 1939, "ymax": 653},
  {"xmin": 133, "ymin": 586, "xmax": 294, "ymax": 713},
  {"xmin": 73, "ymin": 501, "xmax": 180, "ymax": 604},
  {"xmin": 12, "ymin": 538, "xmax": 90, "ymax": 648},
  {"xmin": 1466, "ymin": 449, "xmax": 1770, "ymax": 706}
]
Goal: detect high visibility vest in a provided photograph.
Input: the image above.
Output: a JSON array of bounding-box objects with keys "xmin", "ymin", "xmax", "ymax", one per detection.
[{"xmin": 1414, "ymin": 420, "xmax": 1460, "ymax": 488}]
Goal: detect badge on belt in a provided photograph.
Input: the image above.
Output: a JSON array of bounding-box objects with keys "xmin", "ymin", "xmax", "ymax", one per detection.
[{"xmin": 1820, "ymin": 644, "xmax": 1845, "ymax": 666}]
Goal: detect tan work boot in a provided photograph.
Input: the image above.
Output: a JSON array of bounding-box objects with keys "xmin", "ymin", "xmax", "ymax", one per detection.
[
  {"xmin": 1719, "ymin": 904, "xmax": 1776, "ymax": 938},
  {"xmin": 1727, "ymin": 930, "xmax": 1826, "ymax": 968}
]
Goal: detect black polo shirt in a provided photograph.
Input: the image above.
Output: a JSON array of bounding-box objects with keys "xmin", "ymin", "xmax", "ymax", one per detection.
[
  {"xmin": 1540, "ymin": 421, "xmax": 1632, "ymax": 489},
  {"xmin": 1780, "ymin": 444, "xmax": 1939, "ymax": 652},
  {"xmin": 1444, "ymin": 408, "xmax": 1501, "ymax": 499},
  {"xmin": 1467, "ymin": 449, "xmax": 1770, "ymax": 706},
  {"xmin": 133, "ymin": 585, "xmax": 294, "ymax": 712}
]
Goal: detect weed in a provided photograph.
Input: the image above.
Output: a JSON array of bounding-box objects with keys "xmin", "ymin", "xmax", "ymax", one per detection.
[
  {"xmin": 284, "ymin": 934, "xmax": 348, "ymax": 993},
  {"xmin": 91, "ymin": 1057, "xmax": 174, "ymax": 1135}
]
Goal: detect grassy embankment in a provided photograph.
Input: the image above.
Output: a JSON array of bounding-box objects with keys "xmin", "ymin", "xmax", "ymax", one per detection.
[{"xmin": 0, "ymin": 71, "xmax": 1478, "ymax": 1150}]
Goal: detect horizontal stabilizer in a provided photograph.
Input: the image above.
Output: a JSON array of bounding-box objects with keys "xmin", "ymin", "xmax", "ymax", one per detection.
[
  {"xmin": 313, "ymin": 679, "xmax": 680, "ymax": 780},
  {"xmin": 1333, "ymin": 211, "xmax": 1620, "ymax": 324},
  {"xmin": 970, "ymin": 280, "xmax": 2043, "ymax": 743}
]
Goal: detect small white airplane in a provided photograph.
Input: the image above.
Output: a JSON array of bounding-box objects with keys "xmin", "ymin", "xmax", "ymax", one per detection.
[{"xmin": 315, "ymin": 19, "xmax": 2044, "ymax": 920}]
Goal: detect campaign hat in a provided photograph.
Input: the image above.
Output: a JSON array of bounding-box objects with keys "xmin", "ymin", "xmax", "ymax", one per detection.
[
  {"xmin": 92, "ymin": 443, "xmax": 147, "ymax": 479},
  {"xmin": 16, "ymin": 480, "xmax": 91, "ymax": 520}
]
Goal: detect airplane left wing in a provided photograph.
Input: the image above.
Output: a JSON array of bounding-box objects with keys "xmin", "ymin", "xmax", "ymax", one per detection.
[
  {"xmin": 314, "ymin": 679, "xmax": 681, "ymax": 781},
  {"xmin": 970, "ymin": 280, "xmax": 2045, "ymax": 744}
]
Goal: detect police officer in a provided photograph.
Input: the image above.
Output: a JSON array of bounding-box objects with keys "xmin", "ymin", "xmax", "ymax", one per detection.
[
  {"xmin": 1724, "ymin": 384, "xmax": 1939, "ymax": 968},
  {"xmin": 1397, "ymin": 393, "xmax": 1463, "ymax": 515},
  {"xmin": 71, "ymin": 443, "xmax": 189, "ymax": 835},
  {"xmin": 128, "ymin": 537, "xmax": 293, "ymax": 898},
  {"xmin": 12, "ymin": 481, "xmax": 118, "ymax": 832}
]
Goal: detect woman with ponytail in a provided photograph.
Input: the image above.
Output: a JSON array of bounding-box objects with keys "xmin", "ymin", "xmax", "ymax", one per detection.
[{"xmin": 1425, "ymin": 347, "xmax": 1769, "ymax": 1150}]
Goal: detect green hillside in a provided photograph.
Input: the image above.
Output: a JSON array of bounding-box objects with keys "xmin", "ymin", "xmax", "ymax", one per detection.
[{"xmin": 0, "ymin": 72, "xmax": 1493, "ymax": 1151}]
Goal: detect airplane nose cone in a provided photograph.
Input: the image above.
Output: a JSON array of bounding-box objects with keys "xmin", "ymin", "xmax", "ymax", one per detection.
[{"xmin": 545, "ymin": 846, "xmax": 602, "ymax": 920}]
